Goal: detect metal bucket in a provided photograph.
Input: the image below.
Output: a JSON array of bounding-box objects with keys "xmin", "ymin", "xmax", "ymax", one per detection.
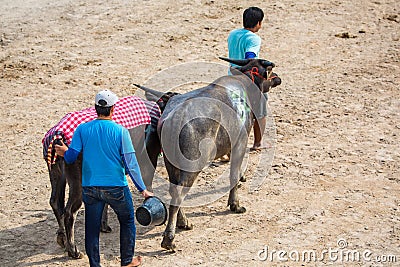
[{"xmin": 136, "ymin": 196, "xmax": 167, "ymax": 226}]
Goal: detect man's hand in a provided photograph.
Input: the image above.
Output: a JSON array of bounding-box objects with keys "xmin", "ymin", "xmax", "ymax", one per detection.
[
  {"xmin": 141, "ymin": 190, "xmax": 154, "ymax": 199},
  {"xmin": 55, "ymin": 140, "xmax": 68, "ymax": 157}
]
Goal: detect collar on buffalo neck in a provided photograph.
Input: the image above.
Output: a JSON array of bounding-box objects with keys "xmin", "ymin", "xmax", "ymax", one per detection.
[{"xmin": 244, "ymin": 67, "xmax": 277, "ymax": 83}]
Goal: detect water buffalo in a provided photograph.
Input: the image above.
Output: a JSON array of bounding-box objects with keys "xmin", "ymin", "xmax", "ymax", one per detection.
[{"xmin": 136, "ymin": 57, "xmax": 281, "ymax": 251}]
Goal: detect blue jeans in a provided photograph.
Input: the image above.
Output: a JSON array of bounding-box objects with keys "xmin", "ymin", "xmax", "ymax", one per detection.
[{"xmin": 82, "ymin": 186, "xmax": 136, "ymax": 267}]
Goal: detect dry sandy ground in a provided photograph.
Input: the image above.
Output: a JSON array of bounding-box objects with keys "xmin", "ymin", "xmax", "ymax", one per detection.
[{"xmin": 0, "ymin": 0, "xmax": 399, "ymax": 266}]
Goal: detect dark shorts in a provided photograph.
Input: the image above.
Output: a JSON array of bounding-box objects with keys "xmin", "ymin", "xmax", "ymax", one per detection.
[{"xmin": 253, "ymin": 92, "xmax": 268, "ymax": 119}]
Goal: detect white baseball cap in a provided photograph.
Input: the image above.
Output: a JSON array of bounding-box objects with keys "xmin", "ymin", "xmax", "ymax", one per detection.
[{"xmin": 95, "ymin": 89, "xmax": 118, "ymax": 107}]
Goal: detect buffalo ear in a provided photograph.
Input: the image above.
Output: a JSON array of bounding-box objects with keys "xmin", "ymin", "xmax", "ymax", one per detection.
[
  {"xmin": 219, "ymin": 57, "xmax": 251, "ymax": 66},
  {"xmin": 261, "ymin": 60, "xmax": 275, "ymax": 68}
]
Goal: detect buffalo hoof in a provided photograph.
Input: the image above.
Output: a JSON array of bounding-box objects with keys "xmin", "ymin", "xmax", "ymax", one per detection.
[
  {"xmin": 177, "ymin": 223, "xmax": 193, "ymax": 230},
  {"xmin": 67, "ymin": 246, "xmax": 84, "ymax": 259},
  {"xmin": 56, "ymin": 232, "xmax": 66, "ymax": 248},
  {"xmin": 161, "ymin": 237, "xmax": 176, "ymax": 252},
  {"xmin": 230, "ymin": 204, "xmax": 246, "ymax": 214}
]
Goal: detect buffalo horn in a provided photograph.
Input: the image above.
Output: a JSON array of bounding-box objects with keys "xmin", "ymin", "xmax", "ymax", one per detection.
[
  {"xmin": 132, "ymin": 83, "xmax": 165, "ymax": 100},
  {"xmin": 219, "ymin": 57, "xmax": 251, "ymax": 66}
]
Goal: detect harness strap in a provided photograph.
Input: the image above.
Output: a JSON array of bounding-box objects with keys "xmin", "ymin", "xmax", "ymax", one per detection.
[{"xmin": 245, "ymin": 67, "xmax": 275, "ymax": 83}]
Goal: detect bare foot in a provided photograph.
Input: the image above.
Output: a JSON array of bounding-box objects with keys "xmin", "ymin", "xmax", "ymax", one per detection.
[
  {"xmin": 250, "ymin": 146, "xmax": 265, "ymax": 152},
  {"xmin": 250, "ymin": 143, "xmax": 271, "ymax": 152},
  {"xmin": 123, "ymin": 256, "xmax": 143, "ymax": 267}
]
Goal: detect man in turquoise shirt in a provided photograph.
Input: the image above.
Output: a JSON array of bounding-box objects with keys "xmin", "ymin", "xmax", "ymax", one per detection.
[
  {"xmin": 55, "ymin": 89, "xmax": 152, "ymax": 267},
  {"xmin": 227, "ymin": 7, "xmax": 267, "ymax": 151}
]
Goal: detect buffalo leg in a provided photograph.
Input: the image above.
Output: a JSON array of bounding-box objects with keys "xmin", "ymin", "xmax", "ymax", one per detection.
[
  {"xmin": 63, "ymin": 160, "xmax": 84, "ymax": 259},
  {"xmin": 161, "ymin": 164, "xmax": 197, "ymax": 251},
  {"xmin": 48, "ymin": 160, "xmax": 67, "ymax": 248},
  {"xmin": 228, "ymin": 143, "xmax": 247, "ymax": 213},
  {"xmin": 100, "ymin": 204, "xmax": 112, "ymax": 233},
  {"xmin": 176, "ymin": 208, "xmax": 193, "ymax": 230},
  {"xmin": 143, "ymin": 125, "xmax": 162, "ymax": 191}
]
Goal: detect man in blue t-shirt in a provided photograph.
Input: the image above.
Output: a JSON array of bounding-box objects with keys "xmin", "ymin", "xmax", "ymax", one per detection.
[
  {"xmin": 55, "ymin": 89, "xmax": 152, "ymax": 267},
  {"xmin": 227, "ymin": 7, "xmax": 268, "ymax": 152}
]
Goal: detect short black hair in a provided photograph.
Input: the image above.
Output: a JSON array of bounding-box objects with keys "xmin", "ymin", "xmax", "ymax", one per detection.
[
  {"xmin": 95, "ymin": 104, "xmax": 112, "ymax": 116},
  {"xmin": 243, "ymin": 7, "xmax": 264, "ymax": 28}
]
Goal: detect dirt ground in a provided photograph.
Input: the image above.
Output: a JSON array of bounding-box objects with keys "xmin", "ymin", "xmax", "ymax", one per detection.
[{"xmin": 0, "ymin": 0, "xmax": 399, "ymax": 266}]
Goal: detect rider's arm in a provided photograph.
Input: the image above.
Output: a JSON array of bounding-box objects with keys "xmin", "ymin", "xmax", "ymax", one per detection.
[
  {"xmin": 121, "ymin": 128, "xmax": 146, "ymax": 192},
  {"xmin": 122, "ymin": 152, "xmax": 146, "ymax": 192},
  {"xmin": 64, "ymin": 147, "xmax": 80, "ymax": 164}
]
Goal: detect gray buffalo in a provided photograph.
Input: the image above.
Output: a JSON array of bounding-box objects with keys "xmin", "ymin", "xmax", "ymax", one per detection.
[{"xmin": 136, "ymin": 57, "xmax": 281, "ymax": 251}]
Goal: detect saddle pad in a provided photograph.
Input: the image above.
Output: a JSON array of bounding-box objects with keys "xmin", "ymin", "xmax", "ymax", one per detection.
[
  {"xmin": 42, "ymin": 96, "xmax": 153, "ymax": 165},
  {"xmin": 144, "ymin": 100, "xmax": 161, "ymax": 127}
]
